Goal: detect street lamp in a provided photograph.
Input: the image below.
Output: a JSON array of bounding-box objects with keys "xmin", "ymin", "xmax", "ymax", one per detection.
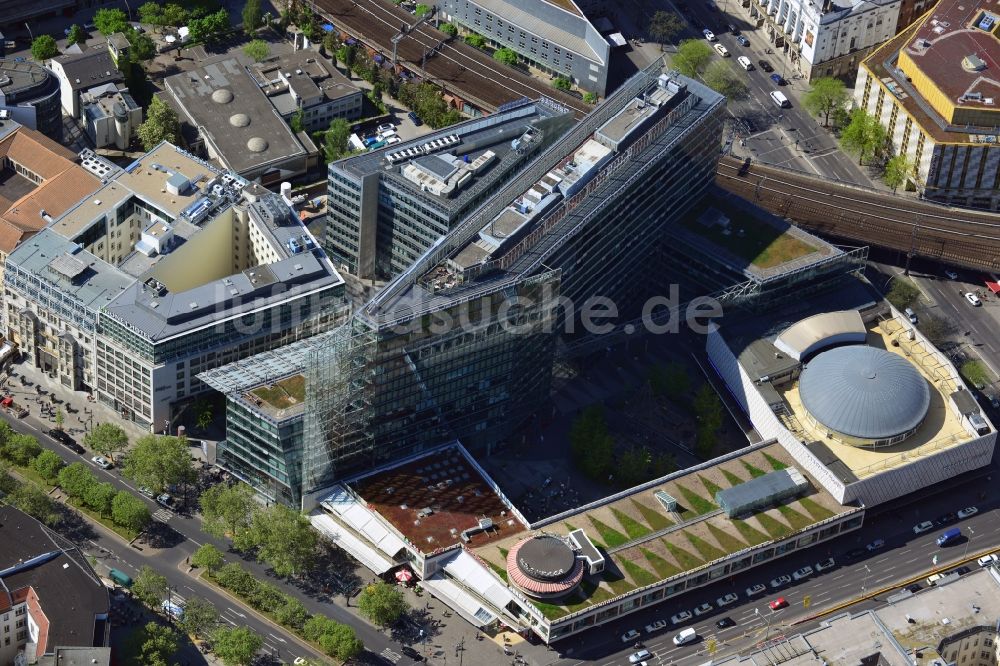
[
  {"xmin": 861, "ymin": 564, "xmax": 872, "ymax": 596},
  {"xmin": 756, "ymin": 607, "xmax": 773, "ymax": 641},
  {"xmin": 964, "ymin": 526, "xmax": 975, "ymax": 558}
]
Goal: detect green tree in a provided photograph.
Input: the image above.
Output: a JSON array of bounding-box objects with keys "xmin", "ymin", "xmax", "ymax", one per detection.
[
  {"xmin": 32, "ymin": 449, "xmax": 64, "ymax": 480},
  {"xmin": 694, "ymin": 383, "xmax": 723, "ymax": 432},
  {"xmin": 415, "ymin": 3, "xmax": 432, "ymax": 16},
  {"xmin": 802, "ymin": 77, "xmax": 849, "ymax": 127},
  {"xmin": 66, "ymin": 24, "xmax": 87, "ymax": 45},
  {"xmin": 290, "ymin": 107, "xmax": 305, "ymax": 133},
  {"xmin": 649, "ymin": 361, "xmax": 690, "ymax": 401},
  {"xmin": 94, "ymin": 8, "xmax": 129, "ymax": 35},
  {"xmin": 189, "ymin": 9, "xmax": 230, "ymax": 43},
  {"xmin": 672, "ymin": 39, "xmax": 713, "ymax": 77},
  {"xmin": 212, "ymin": 626, "xmax": 263, "ymax": 666},
  {"xmin": 138, "ymin": 2, "xmax": 164, "ymax": 24},
  {"xmin": 84, "ymin": 481, "xmax": 117, "ymax": 516},
  {"xmin": 552, "ymin": 76, "xmax": 572, "ymax": 91},
  {"xmin": 137, "ymin": 97, "xmax": 180, "ymax": 150},
  {"xmin": 648, "ymin": 11, "xmax": 684, "ymax": 50},
  {"xmin": 199, "ymin": 483, "xmax": 258, "ymax": 540},
  {"xmin": 247, "ymin": 581, "xmax": 284, "ymax": 612},
  {"xmin": 132, "ymin": 566, "xmax": 169, "ymax": 608},
  {"xmin": 583, "ymin": 91, "xmax": 597, "ymax": 104},
  {"xmin": 841, "ymin": 108, "xmax": 888, "ymax": 165},
  {"xmin": 323, "ymin": 118, "xmax": 352, "ymax": 162},
  {"xmin": 884, "ymin": 154, "xmax": 915, "ymax": 193},
  {"xmin": 885, "ymin": 276, "xmax": 920, "ymax": 310},
  {"xmin": 569, "ymin": 405, "xmax": 614, "ymax": 480},
  {"xmin": 214, "ymin": 563, "xmax": 259, "ymax": 598},
  {"xmin": 191, "ymin": 543, "xmax": 225, "ymax": 571},
  {"xmin": 3, "ymin": 433, "xmax": 41, "ymax": 466},
  {"xmin": 242, "ymin": 0, "xmax": 263, "ymax": 31},
  {"xmin": 111, "ymin": 490, "xmax": 152, "ymax": 532},
  {"xmin": 30, "ymin": 35, "xmax": 59, "ymax": 61},
  {"xmin": 703, "ymin": 60, "xmax": 748, "ymax": 100},
  {"xmin": 273, "ymin": 596, "xmax": 310, "ymax": 630},
  {"xmin": 178, "ymin": 597, "xmax": 219, "ymax": 638},
  {"xmin": 136, "ymin": 622, "xmax": 179, "ymax": 666},
  {"xmin": 440, "ymin": 22, "xmax": 458, "ymax": 36},
  {"xmin": 493, "ymin": 46, "xmax": 518, "ymax": 66},
  {"xmin": 126, "ymin": 28, "xmax": 157, "ymax": 61},
  {"xmin": 464, "ymin": 33, "xmax": 486, "ymax": 48},
  {"xmin": 85, "ymin": 423, "xmax": 129, "ymax": 463},
  {"xmin": 58, "ymin": 463, "xmax": 97, "ymax": 499},
  {"xmin": 918, "ymin": 314, "xmax": 953, "ymax": 346},
  {"xmin": 245, "ymin": 504, "xmax": 317, "ymax": 576},
  {"xmin": 335, "ymin": 44, "xmax": 357, "ymax": 70},
  {"xmin": 54, "ymin": 409, "xmax": 65, "ymax": 431},
  {"xmin": 9, "ymin": 485, "xmax": 59, "ymax": 526},
  {"xmin": 319, "ymin": 624, "xmax": 365, "ymax": 660},
  {"xmin": 121, "ymin": 434, "xmax": 195, "ymax": 493},
  {"xmin": 243, "ymin": 38, "xmax": 270, "ymax": 62},
  {"xmin": 162, "ymin": 3, "xmax": 189, "ymax": 26},
  {"xmin": 651, "ymin": 452, "xmax": 677, "ymax": 478},
  {"xmin": 357, "ymin": 581, "xmax": 408, "ymax": 626},
  {"xmin": 617, "ymin": 447, "xmax": 652, "ymax": 488},
  {"xmin": 303, "ymin": 615, "xmax": 339, "ymax": 642}
]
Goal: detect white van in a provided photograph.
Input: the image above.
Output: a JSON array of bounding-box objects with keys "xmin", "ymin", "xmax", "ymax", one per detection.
[
  {"xmin": 673, "ymin": 628, "xmax": 698, "ymax": 646},
  {"xmin": 770, "ymin": 90, "xmax": 790, "ymax": 108},
  {"xmin": 737, "ymin": 56, "xmax": 754, "ymax": 71}
]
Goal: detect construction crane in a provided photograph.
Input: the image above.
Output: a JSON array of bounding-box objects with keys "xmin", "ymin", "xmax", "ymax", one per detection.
[{"xmin": 391, "ymin": 5, "xmax": 438, "ymax": 65}]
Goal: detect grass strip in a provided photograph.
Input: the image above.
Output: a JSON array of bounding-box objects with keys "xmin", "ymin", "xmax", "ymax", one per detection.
[
  {"xmin": 589, "ymin": 516, "xmax": 629, "ymax": 548},
  {"xmin": 612, "ymin": 508, "xmax": 652, "ymax": 540},
  {"xmin": 632, "ymin": 499, "xmax": 673, "ymax": 531}
]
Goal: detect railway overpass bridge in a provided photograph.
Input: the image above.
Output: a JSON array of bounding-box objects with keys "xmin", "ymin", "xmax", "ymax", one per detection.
[{"xmin": 716, "ymin": 156, "xmax": 1000, "ymax": 272}]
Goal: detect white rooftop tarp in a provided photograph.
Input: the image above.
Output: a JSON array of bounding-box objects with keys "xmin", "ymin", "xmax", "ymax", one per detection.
[
  {"xmin": 420, "ymin": 575, "xmax": 497, "ymax": 628},
  {"xmin": 607, "ymin": 32, "xmax": 627, "ymax": 47},
  {"xmin": 443, "ymin": 550, "xmax": 515, "ymax": 611},
  {"xmin": 320, "ymin": 486, "xmax": 407, "ymax": 558},
  {"xmin": 311, "ymin": 513, "xmax": 394, "ymax": 574}
]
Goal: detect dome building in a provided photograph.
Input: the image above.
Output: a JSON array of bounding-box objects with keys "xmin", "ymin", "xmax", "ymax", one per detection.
[
  {"xmin": 798, "ymin": 345, "xmax": 931, "ymax": 447},
  {"xmin": 506, "ymin": 535, "xmax": 585, "ymax": 599}
]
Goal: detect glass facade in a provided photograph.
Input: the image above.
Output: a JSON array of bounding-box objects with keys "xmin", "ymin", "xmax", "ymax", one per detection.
[{"xmin": 219, "ymin": 399, "xmax": 304, "ymax": 506}]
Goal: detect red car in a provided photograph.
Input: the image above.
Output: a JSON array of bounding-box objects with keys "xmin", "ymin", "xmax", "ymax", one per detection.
[{"xmin": 769, "ymin": 597, "xmax": 788, "ymax": 611}]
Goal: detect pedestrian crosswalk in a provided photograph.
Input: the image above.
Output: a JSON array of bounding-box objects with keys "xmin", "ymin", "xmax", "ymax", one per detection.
[
  {"xmin": 381, "ymin": 648, "xmax": 402, "ymax": 663},
  {"xmin": 152, "ymin": 508, "xmax": 172, "ymax": 523}
]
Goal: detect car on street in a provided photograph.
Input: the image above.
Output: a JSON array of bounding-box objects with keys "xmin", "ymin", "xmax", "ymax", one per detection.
[
  {"xmin": 945, "ymin": 269, "xmax": 959, "ymax": 280},
  {"xmin": 703, "ymin": 29, "xmax": 717, "ymax": 40},
  {"xmin": 138, "ymin": 486, "xmax": 154, "ymax": 498},
  {"xmin": 714, "ymin": 43, "xmax": 730, "ymax": 57},
  {"xmin": 957, "ymin": 506, "xmax": 978, "ymax": 519},
  {"xmin": 758, "ymin": 59, "xmax": 774, "ymax": 72},
  {"xmin": 905, "ymin": 307, "xmax": 918, "ymax": 324},
  {"xmin": 769, "ymin": 597, "xmax": 788, "ymax": 610},
  {"xmin": 156, "ymin": 494, "xmax": 177, "ymax": 510},
  {"xmin": 770, "ymin": 73, "xmax": 785, "ymax": 85},
  {"xmin": 843, "ymin": 547, "xmax": 867, "ymax": 561},
  {"xmin": 913, "ymin": 521, "xmax": 934, "ymax": 534},
  {"xmin": 671, "ymin": 610, "xmax": 693, "ymax": 625},
  {"xmin": 693, "ymin": 602, "xmax": 714, "ymax": 616},
  {"xmin": 936, "ymin": 512, "xmax": 958, "ymax": 525},
  {"xmin": 48, "ymin": 429, "xmax": 85, "ymax": 453},
  {"xmin": 673, "ymin": 628, "xmax": 698, "ymax": 646},
  {"xmin": 746, "ymin": 583, "xmax": 766, "ymax": 597},
  {"xmin": 161, "ymin": 600, "xmax": 184, "ymax": 620},
  {"xmin": 954, "ymin": 566, "xmax": 971, "ymax": 576},
  {"xmin": 965, "ymin": 292, "xmax": 982, "ymax": 306},
  {"xmin": 926, "ymin": 573, "xmax": 944, "ymax": 586},
  {"xmin": 977, "ymin": 554, "xmax": 999, "ymax": 567},
  {"xmin": 716, "ymin": 593, "xmax": 739, "ymax": 607},
  {"xmin": 629, "ymin": 649, "xmax": 651, "ymax": 663},
  {"xmin": 377, "ymin": 123, "xmax": 396, "ymax": 135},
  {"xmin": 92, "ymin": 455, "xmax": 112, "ymax": 470},
  {"xmin": 737, "ymin": 55, "xmax": 754, "ymax": 70},
  {"xmin": 905, "ymin": 583, "xmax": 921, "ymax": 593},
  {"xmin": 401, "ymin": 647, "xmax": 423, "ymax": 661},
  {"xmin": 622, "ymin": 629, "xmax": 641, "ymax": 643},
  {"xmin": 644, "ymin": 620, "xmax": 667, "ymax": 634},
  {"xmin": 407, "ymin": 111, "xmax": 423, "ymax": 126},
  {"xmin": 815, "ymin": 558, "xmax": 836, "ymax": 572},
  {"xmin": 866, "ymin": 539, "xmax": 885, "ymax": 552},
  {"xmin": 716, "ymin": 617, "xmax": 736, "ymax": 629},
  {"xmin": 792, "ymin": 566, "xmax": 814, "ymax": 581},
  {"xmin": 769, "ymin": 574, "xmax": 791, "ymax": 588},
  {"xmin": 736, "ymin": 35, "xmax": 750, "ymax": 46}
]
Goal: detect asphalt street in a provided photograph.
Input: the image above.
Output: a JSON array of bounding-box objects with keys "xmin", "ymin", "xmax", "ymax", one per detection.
[
  {"xmin": 0, "ymin": 406, "xmax": 419, "ymax": 666},
  {"xmin": 554, "ymin": 462, "xmax": 1000, "ymax": 666}
]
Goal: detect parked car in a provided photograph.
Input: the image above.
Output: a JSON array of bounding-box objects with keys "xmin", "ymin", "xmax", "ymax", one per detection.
[
  {"xmin": 644, "ymin": 620, "xmax": 667, "ymax": 634},
  {"xmin": 769, "ymin": 597, "xmax": 788, "ymax": 610},
  {"xmin": 936, "ymin": 512, "xmax": 958, "ymax": 525},
  {"xmin": 758, "ymin": 59, "xmax": 774, "ymax": 72},
  {"xmin": 926, "ymin": 573, "xmax": 944, "ymax": 586},
  {"xmin": 713, "ymin": 43, "xmax": 730, "ymax": 57},
  {"xmin": 716, "ymin": 617, "xmax": 736, "ymax": 629},
  {"xmin": 401, "ymin": 646, "xmax": 424, "ymax": 661},
  {"xmin": 977, "ymin": 554, "xmax": 999, "ymax": 567},
  {"xmin": 905, "ymin": 307, "xmax": 918, "ymax": 324},
  {"xmin": 693, "ymin": 602, "xmax": 713, "ymax": 616},
  {"xmin": 746, "ymin": 583, "xmax": 766, "ymax": 597},
  {"xmin": 866, "ymin": 539, "xmax": 885, "ymax": 552},
  {"xmin": 769, "ymin": 574, "xmax": 791, "ymax": 588},
  {"xmin": 944, "ymin": 269, "xmax": 959, "ymax": 280},
  {"xmin": 377, "ymin": 123, "xmax": 396, "ymax": 134},
  {"xmin": 716, "ymin": 593, "xmax": 738, "ymax": 607},
  {"xmin": 385, "ymin": 135, "xmax": 402, "ymax": 145},
  {"xmin": 138, "ymin": 486, "xmax": 155, "ymax": 498},
  {"xmin": 736, "ymin": 34, "xmax": 750, "ymax": 46},
  {"xmin": 629, "ymin": 650, "xmax": 651, "ymax": 663},
  {"xmin": 770, "ymin": 73, "xmax": 785, "ymax": 85},
  {"xmin": 703, "ymin": 29, "xmax": 717, "ymax": 41},
  {"xmin": 957, "ymin": 506, "xmax": 979, "ymax": 519},
  {"xmin": 621, "ymin": 629, "xmax": 641, "ymax": 643},
  {"xmin": 965, "ymin": 292, "xmax": 982, "ymax": 306},
  {"xmin": 407, "ymin": 111, "xmax": 423, "ymax": 125},
  {"xmin": 727, "ymin": 23, "xmax": 740, "ymax": 34},
  {"xmin": 49, "ymin": 429, "xmax": 85, "ymax": 453},
  {"xmin": 815, "ymin": 558, "xmax": 836, "ymax": 572},
  {"xmin": 954, "ymin": 566, "xmax": 971, "ymax": 576},
  {"xmin": 92, "ymin": 455, "xmax": 113, "ymax": 470},
  {"xmin": 792, "ymin": 565, "xmax": 814, "ymax": 581},
  {"xmin": 843, "ymin": 547, "xmax": 867, "ymax": 561},
  {"xmin": 904, "ymin": 583, "xmax": 921, "ymax": 593},
  {"xmin": 156, "ymin": 494, "xmax": 176, "ymax": 509},
  {"xmin": 670, "ymin": 610, "xmax": 693, "ymax": 625},
  {"xmin": 913, "ymin": 521, "xmax": 934, "ymax": 534}
]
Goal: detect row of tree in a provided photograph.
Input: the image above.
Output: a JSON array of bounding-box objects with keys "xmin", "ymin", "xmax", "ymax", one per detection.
[
  {"xmin": 59, "ymin": 462, "xmax": 152, "ymax": 531},
  {"xmin": 189, "ymin": 548, "xmax": 366, "ymax": 660},
  {"xmin": 672, "ymin": 40, "xmax": 749, "ymax": 100}
]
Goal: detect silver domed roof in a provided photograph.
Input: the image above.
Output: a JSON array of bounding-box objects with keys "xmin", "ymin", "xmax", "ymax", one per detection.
[
  {"xmin": 229, "ymin": 113, "xmax": 250, "ymax": 127},
  {"xmin": 211, "ymin": 89, "xmax": 233, "ymax": 104},
  {"xmin": 246, "ymin": 137, "xmax": 268, "ymax": 152},
  {"xmin": 799, "ymin": 346, "xmax": 930, "ymax": 440}
]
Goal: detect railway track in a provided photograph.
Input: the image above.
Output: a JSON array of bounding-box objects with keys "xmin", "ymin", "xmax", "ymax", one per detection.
[
  {"xmin": 716, "ymin": 156, "xmax": 1000, "ymax": 271},
  {"xmin": 312, "ymin": 0, "xmax": 590, "ymax": 117}
]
